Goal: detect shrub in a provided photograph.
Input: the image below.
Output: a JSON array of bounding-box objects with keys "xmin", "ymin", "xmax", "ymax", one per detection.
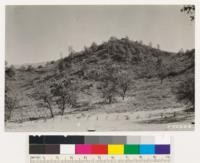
[
  {"xmin": 19, "ymin": 66, "xmax": 26, "ymax": 71},
  {"xmin": 98, "ymin": 80, "xmax": 117, "ymax": 104},
  {"xmin": 51, "ymin": 79, "xmax": 77, "ymax": 115},
  {"xmin": 156, "ymin": 56, "xmax": 166, "ymax": 84},
  {"xmin": 116, "ymin": 70, "xmax": 132, "ymax": 100},
  {"xmin": 98, "ymin": 64, "xmax": 118, "ymax": 104},
  {"xmin": 58, "ymin": 60, "xmax": 65, "ymax": 72},
  {"xmin": 32, "ymin": 83, "xmax": 54, "ymax": 118},
  {"xmin": 5, "ymin": 84, "xmax": 18, "ymax": 121},
  {"xmin": 26, "ymin": 65, "xmax": 34, "ymax": 72},
  {"xmin": 5, "ymin": 65, "xmax": 15, "ymax": 77},
  {"xmin": 84, "ymin": 46, "xmax": 93, "ymax": 55},
  {"xmin": 172, "ymin": 76, "xmax": 194, "ymax": 110},
  {"xmin": 90, "ymin": 42, "xmax": 98, "ymax": 52},
  {"xmin": 37, "ymin": 65, "xmax": 43, "ymax": 69},
  {"xmin": 109, "ymin": 36, "xmax": 118, "ymax": 42}
]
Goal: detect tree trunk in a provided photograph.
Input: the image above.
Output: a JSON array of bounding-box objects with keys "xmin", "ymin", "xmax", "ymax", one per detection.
[
  {"xmin": 61, "ymin": 109, "xmax": 64, "ymax": 116},
  {"xmin": 60, "ymin": 96, "xmax": 66, "ymax": 116},
  {"xmin": 108, "ymin": 95, "xmax": 112, "ymax": 104},
  {"xmin": 122, "ymin": 86, "xmax": 127, "ymax": 100},
  {"xmin": 161, "ymin": 78, "xmax": 163, "ymax": 84},
  {"xmin": 7, "ymin": 107, "xmax": 12, "ymax": 121},
  {"xmin": 47, "ymin": 101, "xmax": 54, "ymax": 118},
  {"xmin": 61, "ymin": 104, "xmax": 65, "ymax": 116}
]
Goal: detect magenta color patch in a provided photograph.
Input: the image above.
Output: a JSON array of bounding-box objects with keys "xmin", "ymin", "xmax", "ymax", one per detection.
[{"xmin": 75, "ymin": 144, "xmax": 92, "ymax": 154}]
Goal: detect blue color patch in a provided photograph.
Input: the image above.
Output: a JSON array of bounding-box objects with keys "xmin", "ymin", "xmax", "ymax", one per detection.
[{"xmin": 139, "ymin": 145, "xmax": 155, "ymax": 154}]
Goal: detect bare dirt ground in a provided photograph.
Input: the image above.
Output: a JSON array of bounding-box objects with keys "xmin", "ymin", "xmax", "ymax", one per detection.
[
  {"xmin": 6, "ymin": 84, "xmax": 194, "ymax": 132},
  {"xmin": 5, "ymin": 108, "xmax": 194, "ymax": 132}
]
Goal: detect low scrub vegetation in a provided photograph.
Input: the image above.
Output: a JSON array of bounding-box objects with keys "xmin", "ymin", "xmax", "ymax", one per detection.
[
  {"xmin": 5, "ymin": 65, "xmax": 15, "ymax": 78},
  {"xmin": 5, "ymin": 36, "xmax": 195, "ymax": 122},
  {"xmin": 5, "ymin": 84, "xmax": 18, "ymax": 121},
  {"xmin": 172, "ymin": 76, "xmax": 194, "ymax": 110}
]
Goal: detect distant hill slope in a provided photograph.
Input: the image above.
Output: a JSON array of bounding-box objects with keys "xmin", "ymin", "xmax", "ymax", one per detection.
[
  {"xmin": 49, "ymin": 37, "xmax": 194, "ymax": 84},
  {"xmin": 5, "ymin": 37, "xmax": 194, "ymax": 122}
]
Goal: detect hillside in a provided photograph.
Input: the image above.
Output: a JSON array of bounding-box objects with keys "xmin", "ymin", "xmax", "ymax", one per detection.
[{"xmin": 5, "ymin": 37, "xmax": 194, "ymax": 131}]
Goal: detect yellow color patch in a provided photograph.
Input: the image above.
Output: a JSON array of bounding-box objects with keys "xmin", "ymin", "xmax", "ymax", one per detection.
[{"xmin": 108, "ymin": 144, "xmax": 124, "ymax": 154}]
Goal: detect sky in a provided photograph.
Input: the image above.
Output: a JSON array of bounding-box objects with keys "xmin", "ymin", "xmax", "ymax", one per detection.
[{"xmin": 6, "ymin": 5, "xmax": 195, "ymax": 65}]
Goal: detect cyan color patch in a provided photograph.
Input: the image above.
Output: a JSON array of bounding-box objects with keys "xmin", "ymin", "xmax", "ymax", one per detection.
[{"xmin": 139, "ymin": 145, "xmax": 155, "ymax": 154}]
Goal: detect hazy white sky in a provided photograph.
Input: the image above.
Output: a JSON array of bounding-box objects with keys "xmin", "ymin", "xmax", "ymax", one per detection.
[{"xmin": 6, "ymin": 5, "xmax": 194, "ymax": 65}]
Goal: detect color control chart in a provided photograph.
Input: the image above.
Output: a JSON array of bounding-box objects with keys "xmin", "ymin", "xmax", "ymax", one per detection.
[{"xmin": 29, "ymin": 136, "xmax": 171, "ymax": 163}]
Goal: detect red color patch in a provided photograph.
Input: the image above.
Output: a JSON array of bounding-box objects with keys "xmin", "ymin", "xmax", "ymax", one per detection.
[{"xmin": 91, "ymin": 144, "xmax": 108, "ymax": 154}]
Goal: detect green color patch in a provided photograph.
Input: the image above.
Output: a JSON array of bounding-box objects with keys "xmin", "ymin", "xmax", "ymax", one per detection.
[{"xmin": 124, "ymin": 145, "xmax": 140, "ymax": 154}]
